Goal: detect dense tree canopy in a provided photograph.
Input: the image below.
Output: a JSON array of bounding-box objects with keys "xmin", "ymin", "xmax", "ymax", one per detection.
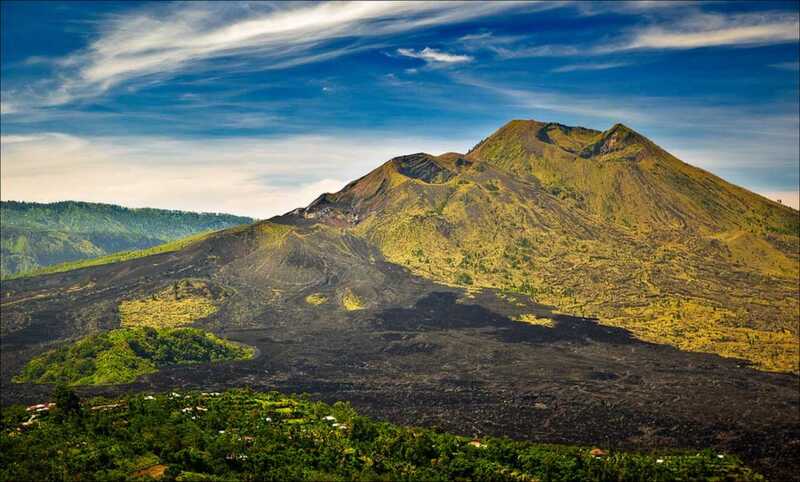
[{"xmin": 1, "ymin": 389, "xmax": 763, "ymax": 481}]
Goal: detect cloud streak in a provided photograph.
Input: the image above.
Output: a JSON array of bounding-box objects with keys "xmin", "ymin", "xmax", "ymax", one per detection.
[
  {"xmin": 397, "ymin": 47, "xmax": 473, "ymax": 64},
  {"xmin": 616, "ymin": 12, "xmax": 800, "ymax": 51},
  {"xmin": 464, "ymin": 11, "xmax": 800, "ymax": 60},
  {"xmin": 12, "ymin": 1, "xmax": 536, "ymax": 108},
  {"xmin": 770, "ymin": 61, "xmax": 800, "ymax": 71},
  {"xmin": 551, "ymin": 62, "xmax": 629, "ymax": 73}
]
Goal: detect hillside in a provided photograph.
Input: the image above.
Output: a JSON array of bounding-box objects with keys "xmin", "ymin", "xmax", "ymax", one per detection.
[
  {"xmin": 1, "ymin": 389, "xmax": 762, "ymax": 482},
  {"xmin": 2, "ymin": 119, "xmax": 799, "ymax": 480},
  {"xmin": 296, "ymin": 121, "xmax": 800, "ymax": 372},
  {"xmin": 14, "ymin": 327, "xmax": 254, "ymax": 386},
  {"xmin": 0, "ymin": 201, "xmax": 253, "ymax": 277}
]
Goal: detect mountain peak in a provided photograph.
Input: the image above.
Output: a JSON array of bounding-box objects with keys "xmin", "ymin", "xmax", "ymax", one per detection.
[
  {"xmin": 608, "ymin": 122, "xmax": 632, "ymax": 132},
  {"xmin": 578, "ymin": 122, "xmax": 652, "ymax": 160}
]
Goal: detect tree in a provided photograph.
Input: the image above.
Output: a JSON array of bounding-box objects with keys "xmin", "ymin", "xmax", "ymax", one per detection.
[{"xmin": 54, "ymin": 384, "xmax": 82, "ymax": 421}]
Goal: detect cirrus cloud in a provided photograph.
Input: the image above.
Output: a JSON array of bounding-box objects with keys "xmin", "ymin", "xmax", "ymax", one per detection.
[
  {"xmin": 397, "ymin": 47, "xmax": 473, "ymax": 64},
  {"xmin": 8, "ymin": 1, "xmax": 539, "ymax": 109}
]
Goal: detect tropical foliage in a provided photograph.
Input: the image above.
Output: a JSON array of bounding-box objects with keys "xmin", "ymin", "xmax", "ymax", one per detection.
[
  {"xmin": 0, "ymin": 389, "xmax": 763, "ymax": 481},
  {"xmin": 1, "ymin": 201, "xmax": 252, "ymax": 277},
  {"xmin": 14, "ymin": 327, "xmax": 254, "ymax": 386}
]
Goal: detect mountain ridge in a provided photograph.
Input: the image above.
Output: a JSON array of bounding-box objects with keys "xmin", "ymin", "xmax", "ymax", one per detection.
[
  {"xmin": 0, "ymin": 200, "xmax": 254, "ymax": 277},
  {"xmin": 289, "ymin": 118, "xmax": 799, "ymax": 372}
]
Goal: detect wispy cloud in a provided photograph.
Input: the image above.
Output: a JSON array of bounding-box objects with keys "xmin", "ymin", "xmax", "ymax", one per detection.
[
  {"xmin": 551, "ymin": 62, "xmax": 629, "ymax": 73},
  {"xmin": 0, "ymin": 134, "xmax": 43, "ymax": 144},
  {"xmin": 397, "ymin": 47, "xmax": 473, "ymax": 64},
  {"xmin": 613, "ymin": 12, "xmax": 800, "ymax": 51},
  {"xmin": 0, "ymin": 132, "xmax": 473, "ymax": 218},
  {"xmin": 457, "ymin": 73, "xmax": 800, "ymax": 136},
  {"xmin": 458, "ymin": 32, "xmax": 579, "ymax": 58},
  {"xmin": 452, "ymin": 74, "xmax": 648, "ymax": 121},
  {"xmin": 463, "ymin": 11, "xmax": 800, "ymax": 60},
  {"xmin": 0, "ymin": 102, "xmax": 18, "ymax": 115},
  {"xmin": 770, "ymin": 61, "xmax": 800, "ymax": 71},
  {"xmin": 9, "ymin": 1, "xmax": 537, "ymax": 109},
  {"xmin": 574, "ymin": 1, "xmax": 707, "ymax": 16}
]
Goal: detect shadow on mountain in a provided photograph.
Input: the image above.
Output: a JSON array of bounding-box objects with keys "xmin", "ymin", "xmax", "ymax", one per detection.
[{"xmin": 377, "ymin": 291, "xmax": 639, "ymax": 346}]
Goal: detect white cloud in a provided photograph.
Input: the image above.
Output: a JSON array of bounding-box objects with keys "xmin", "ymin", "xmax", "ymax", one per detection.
[
  {"xmin": 397, "ymin": 47, "xmax": 473, "ymax": 64},
  {"xmin": 551, "ymin": 62, "xmax": 628, "ymax": 73},
  {"xmin": 0, "ymin": 102, "xmax": 18, "ymax": 115},
  {"xmin": 0, "ymin": 132, "xmax": 472, "ymax": 218},
  {"xmin": 621, "ymin": 12, "xmax": 799, "ymax": 50},
  {"xmin": 467, "ymin": 11, "xmax": 800, "ymax": 60},
  {"xmin": 770, "ymin": 61, "xmax": 800, "ymax": 71},
  {"xmin": 0, "ymin": 134, "xmax": 43, "ymax": 144},
  {"xmin": 12, "ymin": 1, "xmax": 537, "ymax": 108},
  {"xmin": 453, "ymin": 74, "xmax": 647, "ymax": 121}
]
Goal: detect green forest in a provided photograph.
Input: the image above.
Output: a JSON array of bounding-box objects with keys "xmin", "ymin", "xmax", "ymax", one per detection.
[
  {"xmin": 14, "ymin": 327, "xmax": 254, "ymax": 386},
  {"xmin": 0, "ymin": 389, "xmax": 763, "ymax": 482},
  {"xmin": 1, "ymin": 201, "xmax": 253, "ymax": 277}
]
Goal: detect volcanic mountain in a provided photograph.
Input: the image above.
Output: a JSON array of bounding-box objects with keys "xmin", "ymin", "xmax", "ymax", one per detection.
[
  {"xmin": 292, "ymin": 120, "xmax": 799, "ymax": 372},
  {"xmin": 2, "ymin": 119, "xmax": 798, "ymax": 479}
]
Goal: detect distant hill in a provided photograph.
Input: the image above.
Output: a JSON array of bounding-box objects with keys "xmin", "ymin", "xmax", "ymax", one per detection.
[{"xmin": 0, "ymin": 201, "xmax": 253, "ymax": 277}]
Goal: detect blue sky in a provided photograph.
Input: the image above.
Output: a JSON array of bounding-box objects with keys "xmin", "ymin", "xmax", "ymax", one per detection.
[{"xmin": 1, "ymin": 1, "xmax": 798, "ymax": 216}]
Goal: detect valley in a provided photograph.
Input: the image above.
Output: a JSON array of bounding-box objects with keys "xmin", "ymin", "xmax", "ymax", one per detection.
[{"xmin": 1, "ymin": 201, "xmax": 253, "ymax": 278}]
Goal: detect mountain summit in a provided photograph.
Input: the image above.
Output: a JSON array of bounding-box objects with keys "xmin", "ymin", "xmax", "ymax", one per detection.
[
  {"xmin": 292, "ymin": 119, "xmax": 798, "ymax": 372},
  {"xmin": 465, "ymin": 119, "xmax": 796, "ymax": 233}
]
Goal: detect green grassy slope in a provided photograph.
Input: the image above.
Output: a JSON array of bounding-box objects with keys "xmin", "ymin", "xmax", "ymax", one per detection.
[
  {"xmin": 14, "ymin": 327, "xmax": 254, "ymax": 385},
  {"xmin": 0, "ymin": 389, "xmax": 762, "ymax": 481},
  {"xmin": 298, "ymin": 120, "xmax": 800, "ymax": 372},
  {"xmin": 5, "ymin": 231, "xmax": 214, "ymax": 280},
  {"xmin": 467, "ymin": 121, "xmax": 798, "ymax": 235},
  {"xmin": 1, "ymin": 201, "xmax": 253, "ymax": 277}
]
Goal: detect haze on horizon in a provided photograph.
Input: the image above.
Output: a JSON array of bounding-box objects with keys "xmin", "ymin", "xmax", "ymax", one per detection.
[{"xmin": 1, "ymin": 0, "xmax": 798, "ymax": 217}]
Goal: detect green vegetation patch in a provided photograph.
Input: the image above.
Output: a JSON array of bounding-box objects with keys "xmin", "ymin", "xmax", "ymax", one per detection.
[
  {"xmin": 304, "ymin": 293, "xmax": 328, "ymax": 305},
  {"xmin": 120, "ymin": 279, "xmax": 221, "ymax": 328},
  {"xmin": 341, "ymin": 288, "xmax": 365, "ymax": 311},
  {"xmin": 512, "ymin": 313, "xmax": 555, "ymax": 327},
  {"xmin": 0, "ymin": 389, "xmax": 763, "ymax": 481},
  {"xmin": 1, "ymin": 200, "xmax": 253, "ymax": 278},
  {"xmin": 6, "ymin": 231, "xmax": 213, "ymax": 280},
  {"xmin": 14, "ymin": 327, "xmax": 254, "ymax": 386}
]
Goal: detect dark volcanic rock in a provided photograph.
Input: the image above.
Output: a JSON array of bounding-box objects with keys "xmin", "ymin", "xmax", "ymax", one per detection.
[{"xmin": 2, "ymin": 221, "xmax": 799, "ymax": 481}]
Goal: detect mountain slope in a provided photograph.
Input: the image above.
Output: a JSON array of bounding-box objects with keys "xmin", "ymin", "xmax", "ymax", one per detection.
[
  {"xmin": 2, "ymin": 119, "xmax": 799, "ymax": 480},
  {"xmin": 294, "ymin": 120, "xmax": 799, "ymax": 372},
  {"xmin": 0, "ymin": 201, "xmax": 253, "ymax": 277},
  {"xmin": 468, "ymin": 120, "xmax": 797, "ymax": 235}
]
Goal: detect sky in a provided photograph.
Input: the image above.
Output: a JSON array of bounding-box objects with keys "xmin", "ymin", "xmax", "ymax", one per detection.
[{"xmin": 1, "ymin": 1, "xmax": 799, "ymax": 217}]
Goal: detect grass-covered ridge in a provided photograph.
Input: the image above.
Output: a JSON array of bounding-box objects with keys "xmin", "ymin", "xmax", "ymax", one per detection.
[
  {"xmin": 14, "ymin": 327, "xmax": 254, "ymax": 386},
  {"xmin": 1, "ymin": 200, "xmax": 253, "ymax": 278},
  {"xmin": 5, "ymin": 231, "xmax": 212, "ymax": 280},
  {"xmin": 0, "ymin": 389, "xmax": 763, "ymax": 482}
]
